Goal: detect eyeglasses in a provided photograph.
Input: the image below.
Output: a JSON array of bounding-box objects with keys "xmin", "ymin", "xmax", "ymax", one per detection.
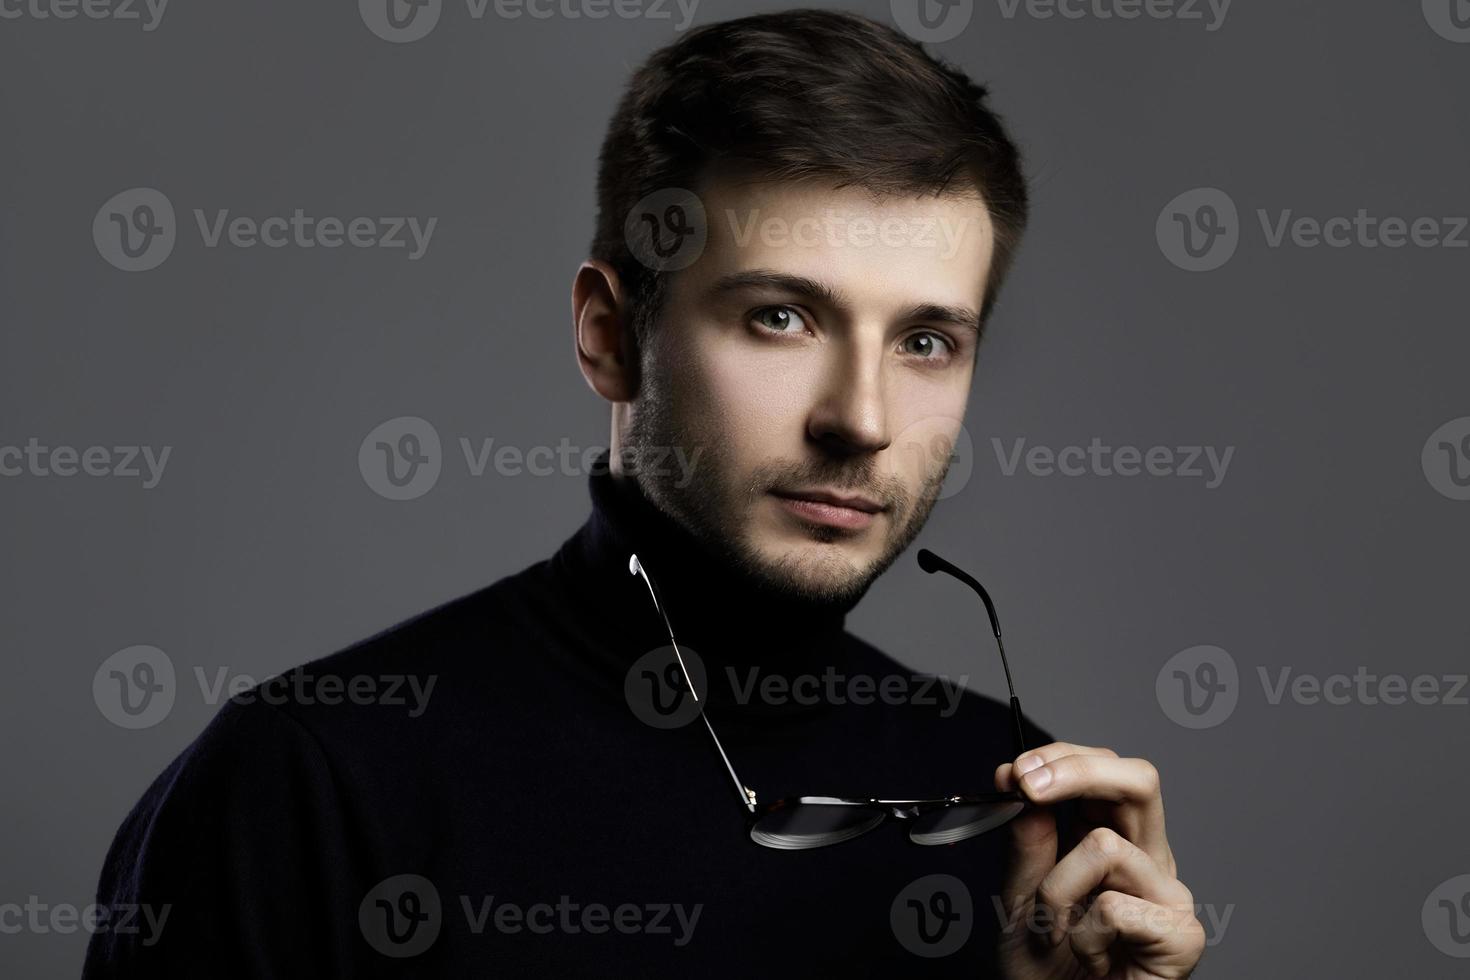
[{"xmin": 628, "ymin": 546, "xmax": 1031, "ymax": 850}]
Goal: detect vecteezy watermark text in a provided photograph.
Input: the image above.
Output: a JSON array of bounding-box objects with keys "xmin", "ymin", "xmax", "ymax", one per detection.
[
  {"xmin": 196, "ymin": 667, "xmax": 437, "ymax": 718},
  {"xmin": 990, "ymin": 893, "xmax": 1231, "ymax": 946},
  {"xmin": 359, "ymin": 415, "xmax": 703, "ymax": 501},
  {"xmin": 722, "ymin": 207, "xmax": 978, "ymax": 261},
  {"xmin": 994, "ymin": 0, "xmax": 1231, "ymax": 30},
  {"xmin": 725, "ymin": 666, "xmax": 970, "ymax": 718},
  {"xmin": 624, "ymin": 647, "xmax": 973, "ymax": 728},
  {"xmin": 890, "ymin": 0, "xmax": 1230, "ymax": 44},
  {"xmin": 992, "ymin": 437, "xmax": 1234, "ymax": 489},
  {"xmin": 0, "ymin": 898, "xmax": 170, "ymax": 944},
  {"xmin": 0, "ymin": 0, "xmax": 168, "ymax": 29},
  {"xmin": 358, "ymin": 874, "xmax": 702, "ymax": 958},
  {"xmin": 94, "ymin": 188, "xmax": 437, "ymax": 272},
  {"xmin": 1157, "ymin": 645, "xmax": 1469, "ymax": 729},
  {"xmin": 0, "ymin": 439, "xmax": 170, "ymax": 488},
  {"xmin": 193, "ymin": 209, "xmax": 436, "ymax": 259},
  {"xmin": 461, "ymin": 895, "xmax": 701, "ymax": 945},
  {"xmin": 359, "ymin": 0, "xmax": 701, "ymax": 44},
  {"xmin": 1158, "ymin": 187, "xmax": 1468, "ymax": 272},
  {"xmin": 92, "ymin": 645, "xmax": 438, "ymax": 729}
]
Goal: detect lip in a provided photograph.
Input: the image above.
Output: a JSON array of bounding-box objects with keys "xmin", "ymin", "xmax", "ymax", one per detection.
[
  {"xmin": 775, "ymin": 487, "xmax": 885, "ymax": 513},
  {"xmin": 771, "ymin": 487, "xmax": 886, "ymax": 531}
]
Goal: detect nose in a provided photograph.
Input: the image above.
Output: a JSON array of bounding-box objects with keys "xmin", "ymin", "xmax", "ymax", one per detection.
[{"xmin": 806, "ymin": 340, "xmax": 891, "ymax": 456}]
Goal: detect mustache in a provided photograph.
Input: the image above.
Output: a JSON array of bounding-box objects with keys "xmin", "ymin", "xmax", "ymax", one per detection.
[{"xmin": 754, "ymin": 461, "xmax": 911, "ymax": 511}]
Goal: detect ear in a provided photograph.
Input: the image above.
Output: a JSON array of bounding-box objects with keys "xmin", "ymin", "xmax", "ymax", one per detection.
[{"xmin": 572, "ymin": 259, "xmax": 639, "ymax": 403}]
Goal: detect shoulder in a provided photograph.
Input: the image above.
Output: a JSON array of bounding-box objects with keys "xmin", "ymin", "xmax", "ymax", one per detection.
[
  {"xmin": 110, "ymin": 558, "xmax": 555, "ymax": 842},
  {"xmin": 293, "ymin": 559, "xmax": 549, "ymax": 683},
  {"xmin": 85, "ymin": 558, "xmax": 572, "ymax": 973},
  {"xmin": 101, "ymin": 691, "xmax": 344, "ymax": 872},
  {"xmin": 85, "ymin": 693, "xmax": 363, "ymax": 973}
]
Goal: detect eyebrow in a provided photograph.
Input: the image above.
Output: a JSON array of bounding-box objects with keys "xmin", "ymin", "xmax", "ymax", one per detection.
[{"xmin": 707, "ymin": 269, "xmax": 981, "ymax": 334}]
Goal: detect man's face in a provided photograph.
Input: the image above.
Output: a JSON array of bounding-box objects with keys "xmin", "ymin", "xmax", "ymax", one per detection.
[{"xmin": 624, "ymin": 178, "xmax": 995, "ymax": 605}]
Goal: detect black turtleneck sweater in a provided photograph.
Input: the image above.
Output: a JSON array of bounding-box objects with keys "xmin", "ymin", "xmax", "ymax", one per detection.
[{"xmin": 84, "ymin": 460, "xmax": 1061, "ymax": 978}]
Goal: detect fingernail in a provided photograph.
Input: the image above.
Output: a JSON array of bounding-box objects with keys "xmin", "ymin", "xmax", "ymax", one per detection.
[
  {"xmin": 1016, "ymin": 754, "xmax": 1044, "ymax": 775},
  {"xmin": 1022, "ymin": 766, "xmax": 1052, "ymax": 793}
]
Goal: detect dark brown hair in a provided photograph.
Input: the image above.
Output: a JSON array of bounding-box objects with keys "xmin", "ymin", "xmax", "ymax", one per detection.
[{"xmin": 591, "ymin": 8, "xmax": 1030, "ymax": 345}]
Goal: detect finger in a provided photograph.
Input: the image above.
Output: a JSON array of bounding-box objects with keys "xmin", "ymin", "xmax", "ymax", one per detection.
[
  {"xmin": 1012, "ymin": 751, "xmax": 1172, "ymax": 869},
  {"xmin": 1012, "ymin": 742, "xmax": 1121, "ymax": 767},
  {"xmin": 1067, "ymin": 890, "xmax": 1206, "ymax": 979},
  {"xmin": 1010, "ymin": 743, "xmax": 1121, "ymax": 850},
  {"xmin": 994, "ymin": 762, "xmax": 1058, "ymax": 915},
  {"xmin": 998, "ymin": 744, "xmax": 1123, "ymax": 792},
  {"xmin": 1037, "ymin": 827, "xmax": 1191, "ymax": 945}
]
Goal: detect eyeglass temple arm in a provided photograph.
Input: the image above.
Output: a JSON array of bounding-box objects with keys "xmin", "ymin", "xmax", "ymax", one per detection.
[
  {"xmin": 629, "ymin": 554, "xmax": 758, "ymax": 813},
  {"xmin": 916, "ymin": 548, "xmax": 1028, "ymax": 757}
]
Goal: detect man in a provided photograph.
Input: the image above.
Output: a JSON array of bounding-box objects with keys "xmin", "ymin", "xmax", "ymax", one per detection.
[{"xmin": 85, "ymin": 9, "xmax": 1204, "ymax": 977}]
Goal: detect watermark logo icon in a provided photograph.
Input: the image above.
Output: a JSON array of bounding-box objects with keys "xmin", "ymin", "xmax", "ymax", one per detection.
[
  {"xmin": 1156, "ymin": 645, "xmax": 1238, "ymax": 729},
  {"xmin": 624, "ymin": 188, "xmax": 707, "ymax": 272},
  {"xmin": 94, "ymin": 188, "xmax": 176, "ymax": 272},
  {"xmin": 1157, "ymin": 188, "xmax": 1239, "ymax": 272},
  {"xmin": 360, "ymin": 0, "xmax": 441, "ymax": 42},
  {"xmin": 891, "ymin": 873, "xmax": 972, "ymax": 957},
  {"xmin": 624, "ymin": 645, "xmax": 707, "ymax": 729},
  {"xmin": 359, "ymin": 417, "xmax": 442, "ymax": 500},
  {"xmin": 360, "ymin": 874, "xmax": 442, "ymax": 957},
  {"xmin": 893, "ymin": 418, "xmax": 973, "ymax": 501},
  {"xmin": 1422, "ymin": 417, "xmax": 1470, "ymax": 500},
  {"xmin": 936, "ymin": 423, "xmax": 975, "ymax": 500},
  {"xmin": 93, "ymin": 645, "xmax": 176, "ymax": 729},
  {"xmin": 1423, "ymin": 874, "xmax": 1470, "ymax": 957},
  {"xmin": 1423, "ymin": 0, "xmax": 1470, "ymax": 42},
  {"xmin": 890, "ymin": 0, "xmax": 974, "ymax": 43}
]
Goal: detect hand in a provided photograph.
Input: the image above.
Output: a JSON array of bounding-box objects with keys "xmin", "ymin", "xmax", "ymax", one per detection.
[{"xmin": 991, "ymin": 742, "xmax": 1205, "ymax": 979}]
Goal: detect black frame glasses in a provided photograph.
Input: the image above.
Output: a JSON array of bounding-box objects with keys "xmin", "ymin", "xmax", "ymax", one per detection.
[{"xmin": 629, "ymin": 547, "xmax": 1032, "ymax": 850}]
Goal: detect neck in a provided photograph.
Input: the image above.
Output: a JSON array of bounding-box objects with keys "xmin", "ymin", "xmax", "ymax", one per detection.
[{"xmin": 557, "ymin": 457, "xmax": 859, "ymax": 675}]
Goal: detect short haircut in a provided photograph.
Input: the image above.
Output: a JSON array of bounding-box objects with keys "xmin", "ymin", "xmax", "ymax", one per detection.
[{"xmin": 590, "ymin": 8, "xmax": 1030, "ymax": 346}]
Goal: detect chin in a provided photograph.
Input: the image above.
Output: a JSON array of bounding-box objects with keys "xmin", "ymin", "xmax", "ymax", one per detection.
[{"xmin": 745, "ymin": 541, "xmax": 875, "ymax": 605}]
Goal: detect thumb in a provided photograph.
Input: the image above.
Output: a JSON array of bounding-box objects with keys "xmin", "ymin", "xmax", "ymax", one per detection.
[{"xmin": 994, "ymin": 762, "xmax": 1058, "ymax": 915}]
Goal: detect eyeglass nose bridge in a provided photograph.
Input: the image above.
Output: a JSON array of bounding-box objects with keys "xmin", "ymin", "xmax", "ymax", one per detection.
[{"xmin": 876, "ymin": 796, "xmax": 965, "ymax": 821}]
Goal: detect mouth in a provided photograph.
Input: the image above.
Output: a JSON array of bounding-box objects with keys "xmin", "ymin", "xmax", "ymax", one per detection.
[{"xmin": 769, "ymin": 486, "xmax": 887, "ymax": 531}]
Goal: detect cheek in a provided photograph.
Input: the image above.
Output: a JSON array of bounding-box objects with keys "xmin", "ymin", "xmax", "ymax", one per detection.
[
  {"xmin": 683, "ymin": 335, "xmax": 818, "ymax": 454},
  {"xmin": 890, "ymin": 394, "xmax": 968, "ymax": 485}
]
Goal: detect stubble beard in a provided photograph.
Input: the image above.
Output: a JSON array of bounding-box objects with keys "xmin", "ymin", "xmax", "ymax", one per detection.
[{"xmin": 623, "ymin": 363, "xmax": 953, "ymax": 608}]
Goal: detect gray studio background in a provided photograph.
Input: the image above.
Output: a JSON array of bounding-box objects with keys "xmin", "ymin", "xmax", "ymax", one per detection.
[{"xmin": 2, "ymin": 0, "xmax": 1468, "ymax": 975}]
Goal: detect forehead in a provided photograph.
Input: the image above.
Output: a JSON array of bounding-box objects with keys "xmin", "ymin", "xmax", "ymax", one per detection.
[{"xmin": 678, "ymin": 178, "xmax": 996, "ymax": 319}]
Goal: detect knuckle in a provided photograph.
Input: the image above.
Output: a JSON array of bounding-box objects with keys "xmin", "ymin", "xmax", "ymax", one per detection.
[
  {"xmin": 1085, "ymin": 826, "xmax": 1127, "ymax": 859},
  {"xmin": 1181, "ymin": 915, "xmax": 1208, "ymax": 952},
  {"xmin": 1062, "ymin": 754, "xmax": 1095, "ymax": 783},
  {"xmin": 1092, "ymin": 889, "xmax": 1128, "ymax": 922},
  {"xmin": 1035, "ymin": 876, "xmax": 1064, "ymax": 912}
]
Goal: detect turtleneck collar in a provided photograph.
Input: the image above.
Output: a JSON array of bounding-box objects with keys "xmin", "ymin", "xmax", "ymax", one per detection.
[{"xmin": 552, "ymin": 451, "xmax": 863, "ymax": 677}]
